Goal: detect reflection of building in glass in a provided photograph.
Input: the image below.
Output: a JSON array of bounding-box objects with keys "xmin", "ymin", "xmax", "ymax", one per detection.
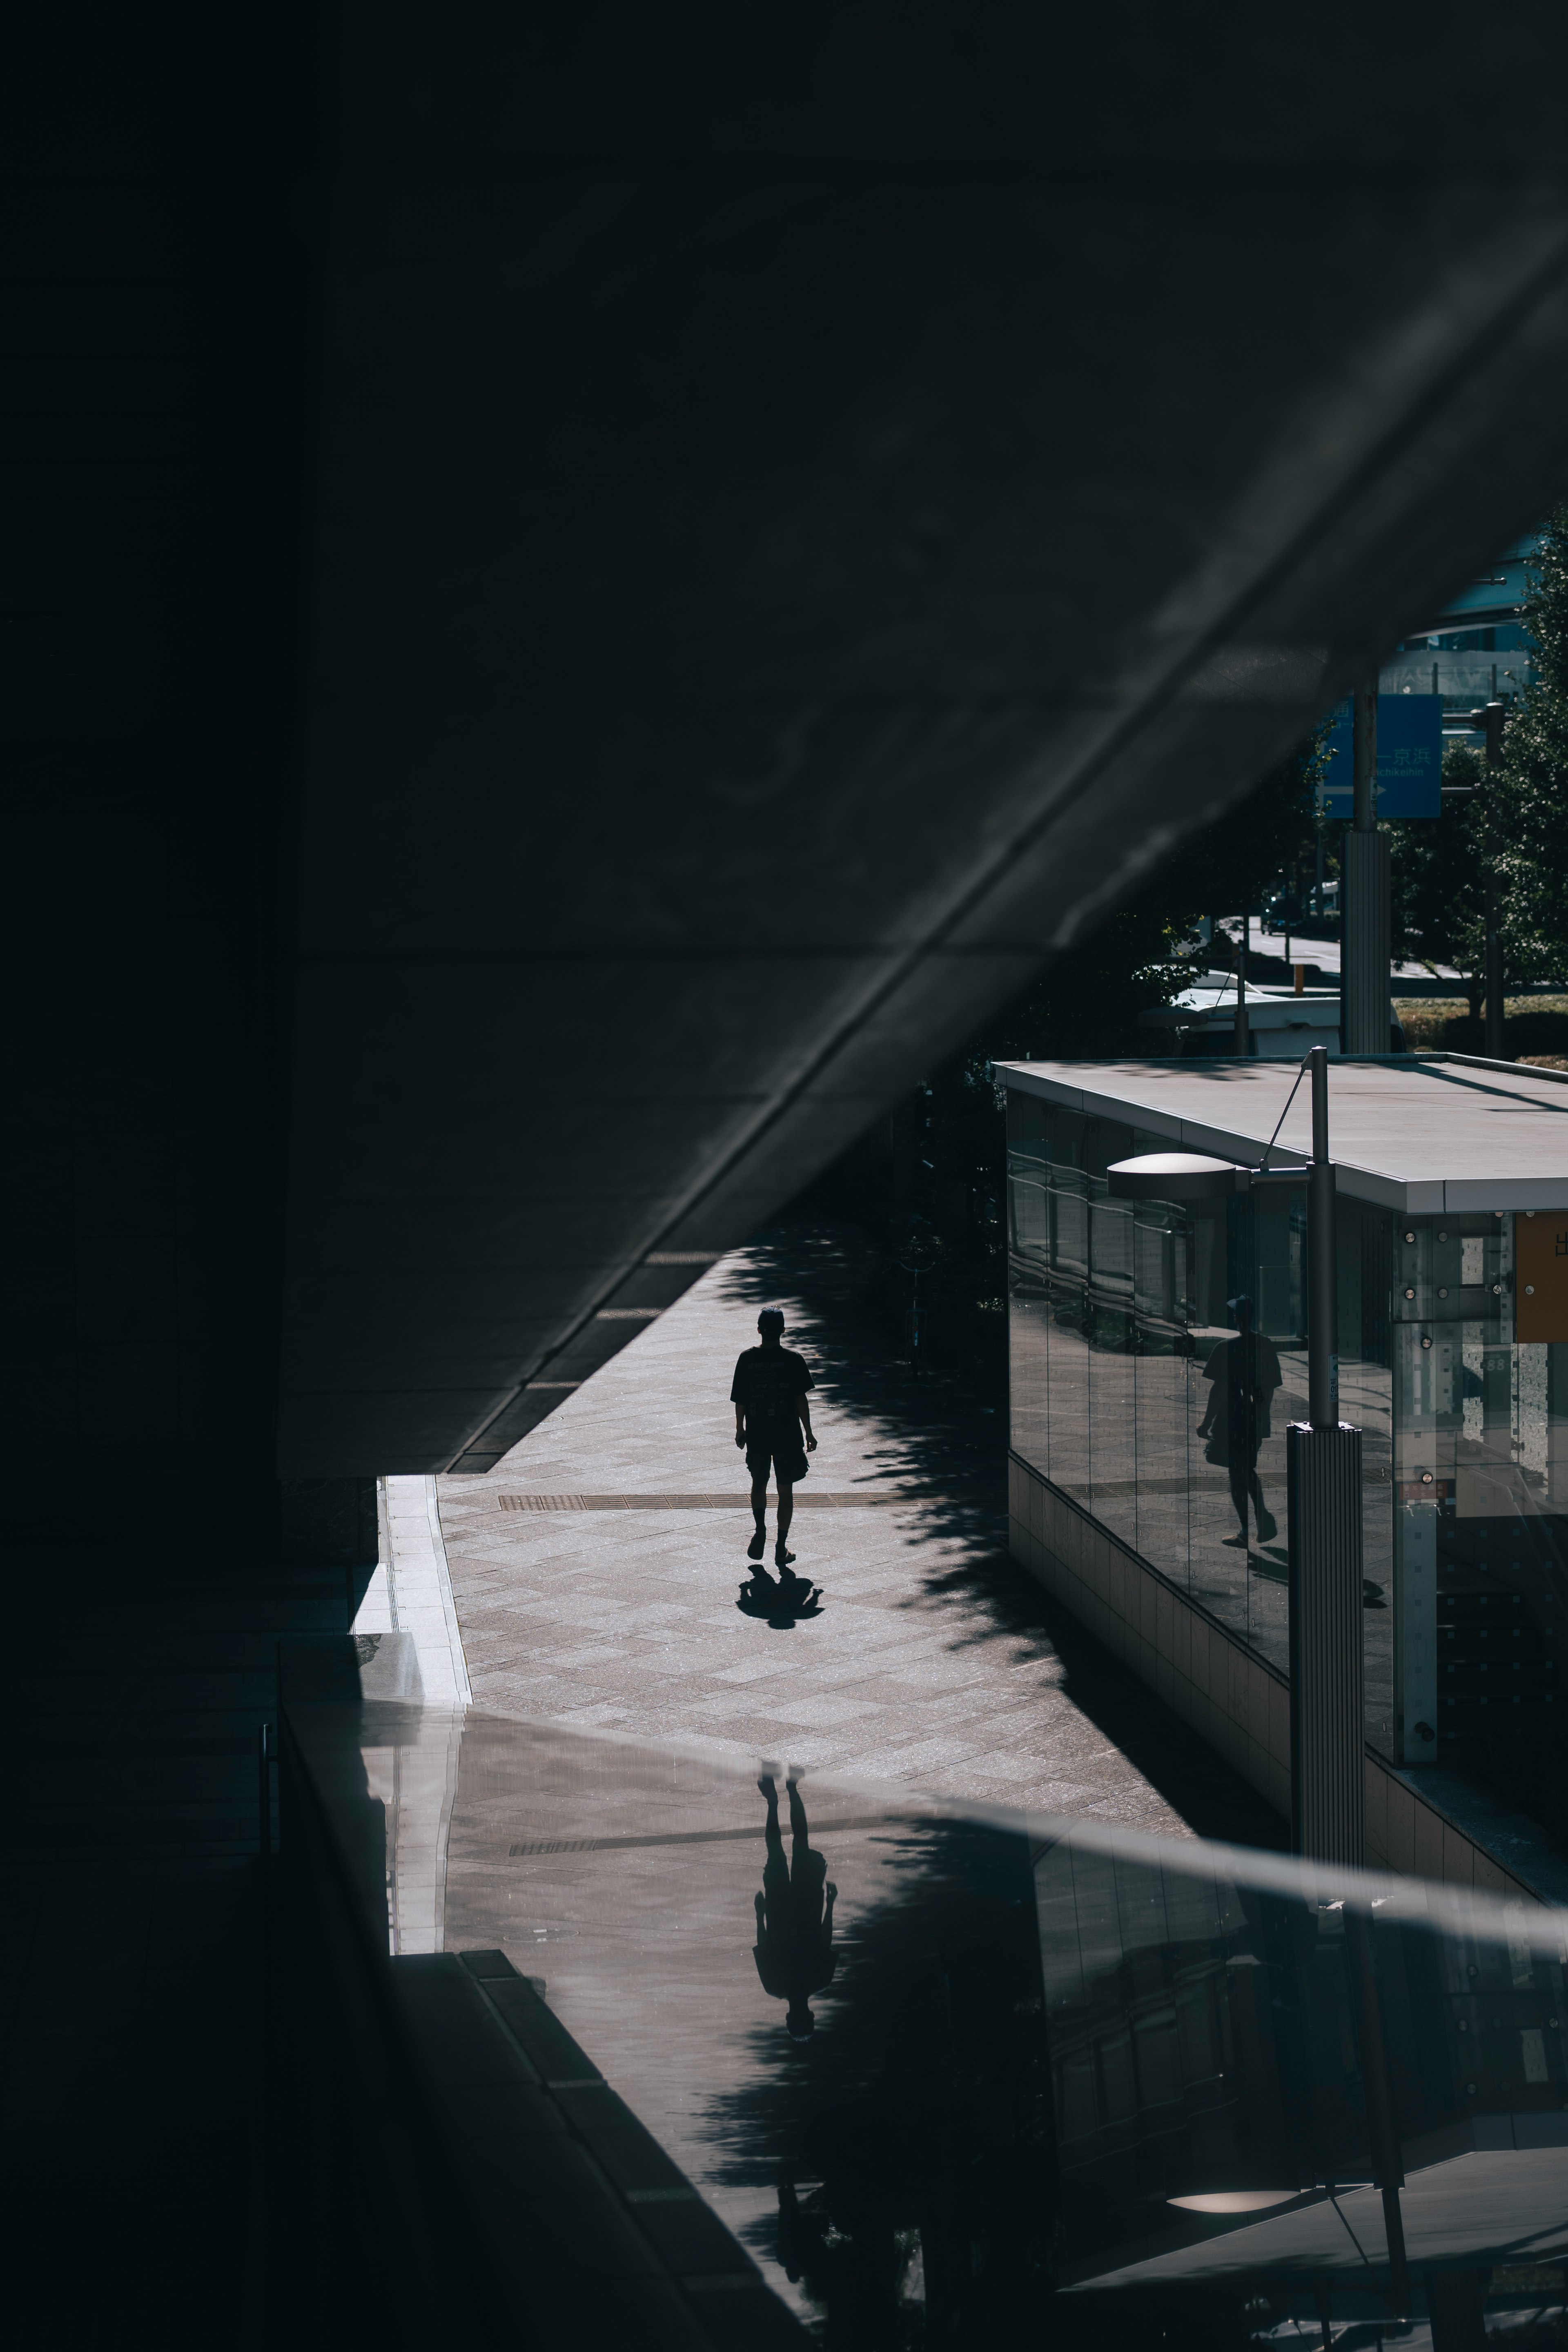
[
  {"xmin": 1001, "ymin": 1055, "xmax": 1568, "ymax": 1898},
  {"xmin": 1035, "ymin": 1830, "xmax": 1568, "ymax": 2296},
  {"xmin": 295, "ymin": 1690, "xmax": 1568, "ymax": 2343},
  {"xmin": 1379, "ymin": 530, "xmax": 1544, "ymax": 719}
]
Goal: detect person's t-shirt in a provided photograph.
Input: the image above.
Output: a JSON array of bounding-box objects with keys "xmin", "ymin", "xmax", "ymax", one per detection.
[
  {"xmin": 1201, "ymin": 1330, "xmax": 1283, "ymax": 1457},
  {"xmin": 753, "ymin": 1862, "xmax": 835, "ymax": 2001},
  {"xmin": 731, "ymin": 1345, "xmax": 814, "ymax": 1440},
  {"xmin": 753, "ymin": 1931, "xmax": 836, "ymax": 2003}
]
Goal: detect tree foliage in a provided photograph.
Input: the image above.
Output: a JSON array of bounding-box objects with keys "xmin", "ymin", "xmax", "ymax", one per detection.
[
  {"xmin": 1390, "ymin": 504, "xmax": 1568, "ymax": 1007},
  {"xmin": 1388, "ymin": 743, "xmax": 1490, "ymax": 1014},
  {"xmin": 845, "ymin": 738, "xmax": 1334, "ymax": 1383},
  {"xmin": 840, "ymin": 523, "xmax": 1568, "ymax": 1379},
  {"xmin": 980, "ymin": 733, "xmax": 1329, "ymax": 1062},
  {"xmin": 1152, "ymin": 731, "xmax": 1328, "ymax": 938},
  {"xmin": 1495, "ymin": 503, "xmax": 1568, "ymax": 978}
]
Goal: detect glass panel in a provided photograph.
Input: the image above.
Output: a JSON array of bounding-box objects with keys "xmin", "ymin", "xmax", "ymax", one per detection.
[
  {"xmin": 1006, "ymin": 1087, "xmax": 1568, "ymax": 1891},
  {"xmin": 1131, "ymin": 1199, "xmax": 1191, "ymax": 1592},
  {"xmin": 1187, "ymin": 1197, "xmax": 1252, "ymax": 1646},
  {"xmin": 1084, "ymin": 1120, "xmax": 1138, "ymax": 1550},
  {"xmin": 1007, "ymin": 1090, "xmax": 1052, "ymax": 1480},
  {"xmin": 1336, "ymin": 1196, "xmax": 1395, "ymax": 1752},
  {"xmin": 1004, "ymin": 1093, "xmax": 1399, "ymax": 1769},
  {"xmin": 1009, "ymin": 1254, "xmax": 1050, "ymax": 1480},
  {"xmin": 1392, "ymin": 1212, "xmax": 1568, "ymax": 1871},
  {"xmin": 1244, "ymin": 1184, "xmax": 1305, "ymax": 1670},
  {"xmin": 1045, "ymin": 1107, "xmax": 1092, "ymax": 1498},
  {"xmin": 290, "ymin": 1695, "xmax": 1568, "ymax": 2352}
]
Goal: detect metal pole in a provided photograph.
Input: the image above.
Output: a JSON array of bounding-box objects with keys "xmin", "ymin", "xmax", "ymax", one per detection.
[
  {"xmin": 1308, "ymin": 1049, "xmax": 1336, "ymax": 1432},
  {"xmin": 1288, "ymin": 1046, "xmax": 1365, "ymax": 1865},
  {"xmin": 1343, "ymin": 677, "xmax": 1391, "ymax": 1054},
  {"xmin": 1234, "ymin": 918, "xmax": 1250, "ymax": 1056},
  {"xmin": 1344, "ymin": 1905, "xmax": 1410, "ymax": 2315},
  {"xmin": 1354, "ymin": 679, "xmax": 1377, "ymax": 838}
]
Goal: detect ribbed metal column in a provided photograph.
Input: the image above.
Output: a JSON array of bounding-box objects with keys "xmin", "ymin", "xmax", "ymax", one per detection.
[
  {"xmin": 1341, "ymin": 828, "xmax": 1390, "ymax": 1054},
  {"xmin": 1288, "ymin": 1421, "xmax": 1365, "ymax": 1865}
]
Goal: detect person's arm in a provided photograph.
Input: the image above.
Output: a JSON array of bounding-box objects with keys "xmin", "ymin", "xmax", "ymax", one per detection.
[
  {"xmin": 795, "ymin": 1394, "xmax": 817, "ymax": 1451},
  {"xmin": 735, "ymin": 1400, "xmax": 747, "ymax": 1449}
]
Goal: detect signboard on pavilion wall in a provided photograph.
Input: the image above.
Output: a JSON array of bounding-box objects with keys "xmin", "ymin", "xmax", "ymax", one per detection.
[
  {"xmin": 1317, "ymin": 694, "xmax": 1443, "ymax": 818},
  {"xmin": 1516, "ymin": 1212, "xmax": 1568, "ymax": 1343}
]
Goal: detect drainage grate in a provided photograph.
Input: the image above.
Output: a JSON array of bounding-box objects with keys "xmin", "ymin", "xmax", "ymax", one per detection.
[
  {"xmin": 508, "ymin": 1813, "xmax": 908, "ymax": 1855},
  {"xmin": 495, "ymin": 1491, "xmax": 927, "ymax": 1512}
]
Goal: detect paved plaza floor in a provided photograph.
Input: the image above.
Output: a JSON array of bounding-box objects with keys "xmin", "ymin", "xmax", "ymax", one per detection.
[{"xmin": 438, "ymin": 1225, "xmax": 1285, "ymax": 1848}]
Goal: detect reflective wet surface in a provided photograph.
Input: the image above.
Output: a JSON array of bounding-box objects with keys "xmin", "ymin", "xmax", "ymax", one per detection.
[{"xmin": 294, "ymin": 1698, "xmax": 1568, "ymax": 2348}]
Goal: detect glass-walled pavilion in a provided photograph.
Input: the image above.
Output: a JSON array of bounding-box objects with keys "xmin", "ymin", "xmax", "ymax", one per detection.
[{"xmin": 1001, "ymin": 1054, "xmax": 1568, "ymax": 1876}]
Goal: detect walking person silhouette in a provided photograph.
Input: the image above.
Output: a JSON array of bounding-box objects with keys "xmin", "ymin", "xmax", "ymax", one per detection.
[
  {"xmin": 753, "ymin": 1773, "xmax": 836, "ymax": 2042},
  {"xmin": 1198, "ymin": 1294, "xmax": 1281, "ymax": 1550},
  {"xmin": 732, "ymin": 1308, "xmax": 817, "ymax": 1570}
]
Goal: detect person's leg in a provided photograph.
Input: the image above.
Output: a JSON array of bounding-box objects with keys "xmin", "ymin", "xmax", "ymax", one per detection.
[
  {"xmin": 786, "ymin": 1778, "xmax": 808, "ymax": 1854},
  {"xmin": 748, "ymin": 1457, "xmax": 768, "ymax": 1560},
  {"xmin": 759, "ymin": 1773, "xmax": 785, "ymax": 1866},
  {"xmin": 1226, "ymin": 1462, "xmax": 1250, "ymax": 1542},
  {"xmin": 1250, "ymin": 1464, "xmax": 1276, "ymax": 1540},
  {"xmin": 775, "ymin": 1477, "xmax": 795, "ymax": 1564}
]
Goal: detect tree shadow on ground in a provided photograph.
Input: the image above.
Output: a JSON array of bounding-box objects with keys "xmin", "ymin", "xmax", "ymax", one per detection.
[
  {"xmin": 699, "ymin": 1812, "xmax": 1056, "ymax": 2349},
  {"xmin": 722, "ymin": 1217, "xmax": 1286, "ymax": 1853},
  {"xmin": 717, "ymin": 1218, "xmax": 1007, "ymax": 1534}
]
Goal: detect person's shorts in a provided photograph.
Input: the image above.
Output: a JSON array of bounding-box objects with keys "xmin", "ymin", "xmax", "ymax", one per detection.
[{"xmin": 746, "ymin": 1440, "xmax": 808, "ymax": 1486}]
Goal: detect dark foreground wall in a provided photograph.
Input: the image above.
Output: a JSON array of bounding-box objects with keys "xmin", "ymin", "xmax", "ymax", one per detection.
[
  {"xmin": 9, "ymin": 6, "xmax": 1568, "ymax": 1547},
  {"xmin": 6, "ymin": 7, "xmax": 329, "ymax": 1551}
]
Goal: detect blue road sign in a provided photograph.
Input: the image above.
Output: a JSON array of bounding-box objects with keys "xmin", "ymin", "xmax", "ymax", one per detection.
[{"xmin": 1317, "ymin": 694, "xmax": 1442, "ymax": 818}]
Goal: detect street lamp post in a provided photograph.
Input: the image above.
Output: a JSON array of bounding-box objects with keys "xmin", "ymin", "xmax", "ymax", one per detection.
[
  {"xmin": 1468, "ymin": 699, "xmax": 1508, "ymax": 1059},
  {"xmin": 1108, "ymin": 1046, "xmax": 1364, "ymax": 1865},
  {"xmin": 1343, "ymin": 676, "xmax": 1391, "ymax": 1056},
  {"xmin": 1288, "ymin": 1047, "xmax": 1364, "ymax": 1867}
]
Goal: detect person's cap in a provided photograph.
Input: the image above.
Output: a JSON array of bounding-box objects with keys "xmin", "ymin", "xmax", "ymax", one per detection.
[{"xmin": 757, "ymin": 1308, "xmax": 785, "ymax": 1332}]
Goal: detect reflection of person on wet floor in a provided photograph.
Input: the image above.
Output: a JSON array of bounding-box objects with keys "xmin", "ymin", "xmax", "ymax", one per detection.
[
  {"xmin": 753, "ymin": 1773, "xmax": 836, "ymax": 2041},
  {"xmin": 1198, "ymin": 1294, "xmax": 1281, "ymax": 1548},
  {"xmin": 733, "ymin": 1307, "xmax": 817, "ymax": 1572}
]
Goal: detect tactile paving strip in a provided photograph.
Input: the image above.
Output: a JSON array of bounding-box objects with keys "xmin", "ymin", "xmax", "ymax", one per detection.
[{"xmin": 495, "ymin": 1490, "xmax": 927, "ymax": 1511}]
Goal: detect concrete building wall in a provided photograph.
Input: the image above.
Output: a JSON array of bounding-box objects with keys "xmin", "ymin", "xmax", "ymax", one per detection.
[{"xmin": 1009, "ymin": 1449, "xmax": 1540, "ymax": 1903}]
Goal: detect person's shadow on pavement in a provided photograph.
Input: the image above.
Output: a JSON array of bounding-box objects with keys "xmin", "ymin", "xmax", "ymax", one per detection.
[{"xmin": 737, "ymin": 1563, "xmax": 823, "ymax": 1627}]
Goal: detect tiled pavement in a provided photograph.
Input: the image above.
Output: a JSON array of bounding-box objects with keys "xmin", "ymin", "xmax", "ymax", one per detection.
[{"xmin": 437, "ymin": 1227, "xmax": 1285, "ymax": 1847}]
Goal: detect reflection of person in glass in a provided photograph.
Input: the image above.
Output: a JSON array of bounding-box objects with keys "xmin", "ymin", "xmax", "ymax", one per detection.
[
  {"xmin": 1198, "ymin": 1294, "xmax": 1281, "ymax": 1549},
  {"xmin": 754, "ymin": 1773, "xmax": 836, "ymax": 2041}
]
